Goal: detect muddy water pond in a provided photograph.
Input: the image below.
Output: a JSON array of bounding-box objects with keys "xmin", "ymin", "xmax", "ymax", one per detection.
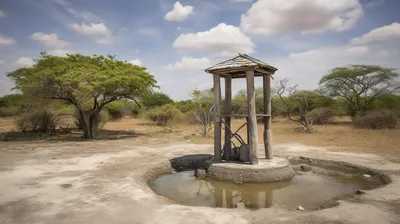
[{"xmin": 149, "ymin": 165, "xmax": 383, "ymax": 210}]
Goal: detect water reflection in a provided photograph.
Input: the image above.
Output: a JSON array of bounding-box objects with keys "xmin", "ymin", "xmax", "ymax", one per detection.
[
  {"xmin": 149, "ymin": 168, "xmax": 381, "ymax": 210},
  {"xmin": 206, "ymin": 180, "xmax": 290, "ymax": 209}
]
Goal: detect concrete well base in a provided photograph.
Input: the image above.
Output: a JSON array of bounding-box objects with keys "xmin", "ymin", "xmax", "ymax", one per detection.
[{"xmin": 207, "ymin": 157, "xmax": 295, "ymax": 183}]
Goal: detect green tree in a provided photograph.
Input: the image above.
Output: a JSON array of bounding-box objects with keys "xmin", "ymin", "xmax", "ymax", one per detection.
[
  {"xmin": 191, "ymin": 89, "xmax": 214, "ymax": 136},
  {"xmin": 142, "ymin": 92, "xmax": 173, "ymax": 108},
  {"xmin": 319, "ymin": 65, "xmax": 399, "ymax": 117},
  {"xmin": 7, "ymin": 53, "xmax": 157, "ymax": 139}
]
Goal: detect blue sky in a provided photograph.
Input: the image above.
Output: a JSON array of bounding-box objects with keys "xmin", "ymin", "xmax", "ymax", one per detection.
[{"xmin": 0, "ymin": 0, "xmax": 399, "ymax": 100}]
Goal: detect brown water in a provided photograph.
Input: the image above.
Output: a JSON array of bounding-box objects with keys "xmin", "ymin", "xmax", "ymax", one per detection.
[{"xmin": 149, "ymin": 166, "xmax": 382, "ymax": 210}]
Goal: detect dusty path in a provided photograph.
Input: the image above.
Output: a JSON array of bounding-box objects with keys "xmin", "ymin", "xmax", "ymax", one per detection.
[{"xmin": 1, "ymin": 138, "xmax": 400, "ymax": 224}]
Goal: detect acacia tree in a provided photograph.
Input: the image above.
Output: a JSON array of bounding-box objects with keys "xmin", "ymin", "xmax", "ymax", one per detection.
[
  {"xmin": 319, "ymin": 65, "xmax": 399, "ymax": 117},
  {"xmin": 191, "ymin": 89, "xmax": 214, "ymax": 137},
  {"xmin": 273, "ymin": 79, "xmax": 313, "ymax": 132},
  {"xmin": 7, "ymin": 53, "xmax": 157, "ymax": 139}
]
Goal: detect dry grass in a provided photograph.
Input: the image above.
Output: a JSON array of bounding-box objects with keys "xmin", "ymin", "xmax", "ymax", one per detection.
[{"xmin": 1, "ymin": 116, "xmax": 400, "ymax": 162}]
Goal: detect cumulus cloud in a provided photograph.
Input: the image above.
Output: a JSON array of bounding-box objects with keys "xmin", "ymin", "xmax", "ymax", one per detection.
[
  {"xmin": 30, "ymin": 32, "xmax": 69, "ymax": 48},
  {"xmin": 269, "ymin": 43, "xmax": 400, "ymax": 91},
  {"xmin": 350, "ymin": 22, "xmax": 400, "ymax": 45},
  {"xmin": 164, "ymin": 2, "xmax": 194, "ymax": 21},
  {"xmin": 68, "ymin": 22, "xmax": 114, "ymax": 44},
  {"xmin": 240, "ymin": 0, "xmax": 363, "ymax": 35},
  {"xmin": 167, "ymin": 56, "xmax": 212, "ymax": 70},
  {"xmin": 48, "ymin": 48, "xmax": 74, "ymax": 56},
  {"xmin": 0, "ymin": 35, "xmax": 16, "ymax": 46},
  {"xmin": 15, "ymin": 57, "xmax": 34, "ymax": 67},
  {"xmin": 0, "ymin": 9, "xmax": 6, "ymax": 18},
  {"xmin": 173, "ymin": 23, "xmax": 254, "ymax": 56},
  {"xmin": 129, "ymin": 59, "xmax": 143, "ymax": 66},
  {"xmin": 66, "ymin": 8, "xmax": 101, "ymax": 22}
]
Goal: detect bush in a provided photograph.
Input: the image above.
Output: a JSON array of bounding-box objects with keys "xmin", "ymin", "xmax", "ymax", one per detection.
[
  {"xmin": 144, "ymin": 104, "xmax": 182, "ymax": 126},
  {"xmin": 104, "ymin": 101, "xmax": 125, "ymax": 120},
  {"xmin": 307, "ymin": 107, "xmax": 334, "ymax": 125},
  {"xmin": 104, "ymin": 100, "xmax": 141, "ymax": 119},
  {"xmin": 17, "ymin": 110, "xmax": 59, "ymax": 133},
  {"xmin": 353, "ymin": 111, "xmax": 397, "ymax": 129},
  {"xmin": 75, "ymin": 110, "xmax": 109, "ymax": 131}
]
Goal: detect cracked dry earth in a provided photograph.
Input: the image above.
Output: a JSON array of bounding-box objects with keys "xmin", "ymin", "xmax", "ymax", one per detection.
[{"xmin": 1, "ymin": 137, "xmax": 400, "ymax": 224}]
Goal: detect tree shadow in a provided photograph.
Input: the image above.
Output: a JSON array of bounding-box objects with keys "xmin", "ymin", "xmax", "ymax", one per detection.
[{"xmin": 1, "ymin": 129, "xmax": 142, "ymax": 142}]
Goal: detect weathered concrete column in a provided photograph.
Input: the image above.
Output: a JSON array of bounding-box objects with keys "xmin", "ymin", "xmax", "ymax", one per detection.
[
  {"xmin": 246, "ymin": 70, "xmax": 259, "ymax": 165},
  {"xmin": 213, "ymin": 73, "xmax": 222, "ymax": 162},
  {"xmin": 263, "ymin": 74, "xmax": 273, "ymax": 159},
  {"xmin": 224, "ymin": 77, "xmax": 232, "ymax": 161}
]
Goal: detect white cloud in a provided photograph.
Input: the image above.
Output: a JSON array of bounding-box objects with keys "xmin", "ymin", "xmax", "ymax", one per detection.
[
  {"xmin": 0, "ymin": 60, "xmax": 4, "ymax": 65},
  {"xmin": 167, "ymin": 56, "xmax": 212, "ymax": 70},
  {"xmin": 0, "ymin": 9, "xmax": 6, "ymax": 18},
  {"xmin": 269, "ymin": 43, "xmax": 400, "ymax": 91},
  {"xmin": 350, "ymin": 22, "xmax": 400, "ymax": 45},
  {"xmin": 48, "ymin": 48, "xmax": 73, "ymax": 56},
  {"xmin": 68, "ymin": 22, "xmax": 109, "ymax": 35},
  {"xmin": 30, "ymin": 32, "xmax": 69, "ymax": 48},
  {"xmin": 173, "ymin": 23, "xmax": 254, "ymax": 56},
  {"xmin": 15, "ymin": 57, "xmax": 34, "ymax": 67},
  {"xmin": 365, "ymin": 0, "xmax": 385, "ymax": 8},
  {"xmin": 68, "ymin": 22, "xmax": 114, "ymax": 44},
  {"xmin": 129, "ymin": 59, "xmax": 143, "ymax": 66},
  {"xmin": 66, "ymin": 8, "xmax": 101, "ymax": 22},
  {"xmin": 240, "ymin": 0, "xmax": 363, "ymax": 35},
  {"xmin": 164, "ymin": 2, "xmax": 194, "ymax": 21},
  {"xmin": 0, "ymin": 35, "xmax": 16, "ymax": 46}
]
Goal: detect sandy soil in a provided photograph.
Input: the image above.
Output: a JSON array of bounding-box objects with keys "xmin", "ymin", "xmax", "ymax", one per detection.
[{"xmin": 1, "ymin": 135, "xmax": 400, "ymax": 224}]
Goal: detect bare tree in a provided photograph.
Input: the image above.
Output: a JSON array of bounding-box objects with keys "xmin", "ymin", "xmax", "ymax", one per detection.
[
  {"xmin": 273, "ymin": 79, "xmax": 313, "ymax": 132},
  {"xmin": 191, "ymin": 89, "xmax": 214, "ymax": 137}
]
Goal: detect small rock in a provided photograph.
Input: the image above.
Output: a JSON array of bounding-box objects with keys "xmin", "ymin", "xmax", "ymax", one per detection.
[
  {"xmin": 297, "ymin": 206, "xmax": 306, "ymax": 211},
  {"xmin": 300, "ymin": 164, "xmax": 312, "ymax": 172},
  {"xmin": 194, "ymin": 169, "xmax": 207, "ymax": 179},
  {"xmin": 52, "ymin": 157, "xmax": 56, "ymax": 160},
  {"xmin": 363, "ymin": 174, "xmax": 371, "ymax": 178},
  {"xmin": 356, "ymin": 190, "xmax": 366, "ymax": 195},
  {"xmin": 235, "ymin": 202, "xmax": 245, "ymax": 209},
  {"xmin": 170, "ymin": 170, "xmax": 177, "ymax": 174}
]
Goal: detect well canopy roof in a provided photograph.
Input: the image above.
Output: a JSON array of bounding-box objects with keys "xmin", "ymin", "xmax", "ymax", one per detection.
[{"xmin": 205, "ymin": 54, "xmax": 278, "ymax": 76}]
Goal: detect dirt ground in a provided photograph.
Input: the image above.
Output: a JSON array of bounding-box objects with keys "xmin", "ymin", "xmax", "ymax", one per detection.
[{"xmin": 1, "ymin": 117, "xmax": 400, "ymax": 223}]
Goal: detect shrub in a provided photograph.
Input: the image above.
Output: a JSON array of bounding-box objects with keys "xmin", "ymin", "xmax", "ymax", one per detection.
[
  {"xmin": 104, "ymin": 101, "xmax": 125, "ymax": 120},
  {"xmin": 144, "ymin": 104, "xmax": 182, "ymax": 127},
  {"xmin": 307, "ymin": 107, "xmax": 334, "ymax": 125},
  {"xmin": 353, "ymin": 110, "xmax": 397, "ymax": 129},
  {"xmin": 75, "ymin": 110, "xmax": 109, "ymax": 131},
  {"xmin": 17, "ymin": 110, "xmax": 59, "ymax": 133}
]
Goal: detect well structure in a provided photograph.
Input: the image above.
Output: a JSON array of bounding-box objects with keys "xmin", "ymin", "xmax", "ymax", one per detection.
[{"xmin": 205, "ymin": 54, "xmax": 294, "ymax": 183}]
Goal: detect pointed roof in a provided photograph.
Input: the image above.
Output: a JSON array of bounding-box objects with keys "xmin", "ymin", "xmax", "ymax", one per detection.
[{"xmin": 205, "ymin": 54, "xmax": 278, "ymax": 76}]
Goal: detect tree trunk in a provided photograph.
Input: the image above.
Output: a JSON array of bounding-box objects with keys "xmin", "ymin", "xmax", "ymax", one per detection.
[{"xmin": 81, "ymin": 117, "xmax": 93, "ymax": 139}]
